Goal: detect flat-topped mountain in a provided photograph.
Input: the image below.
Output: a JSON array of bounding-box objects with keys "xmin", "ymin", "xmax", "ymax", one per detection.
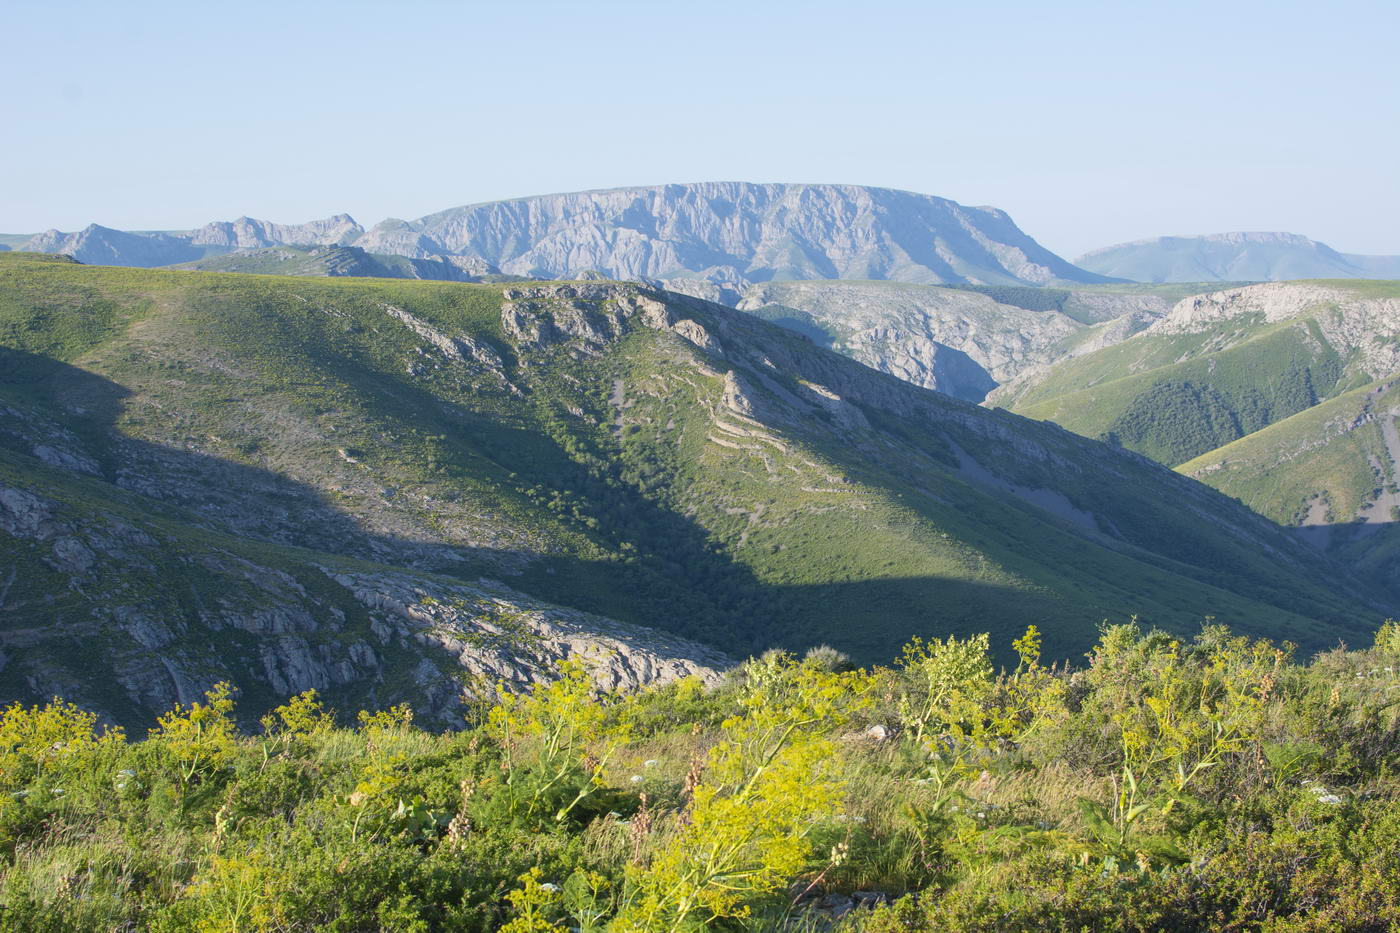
[
  {"xmin": 362, "ymin": 182, "xmax": 1113, "ymax": 288},
  {"xmin": 1077, "ymin": 232, "xmax": 1400, "ymax": 283}
]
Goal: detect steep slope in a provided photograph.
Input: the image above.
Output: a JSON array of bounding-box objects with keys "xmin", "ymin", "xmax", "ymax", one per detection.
[
  {"xmin": 0, "ymin": 257, "xmax": 1386, "ymax": 727},
  {"xmin": 1077, "ymin": 232, "xmax": 1400, "ymax": 283},
  {"xmin": 1178, "ymin": 377, "xmax": 1400, "ymax": 528},
  {"xmin": 996, "ymin": 281, "xmax": 1400, "ymax": 465},
  {"xmin": 358, "ymin": 182, "xmax": 1114, "ymax": 288},
  {"xmin": 1176, "ymin": 378, "xmax": 1400, "ymax": 598},
  {"xmin": 734, "ymin": 280, "xmax": 1190, "ymax": 401},
  {"xmin": 0, "ymin": 456, "xmax": 729, "ymax": 731},
  {"xmin": 169, "ymin": 244, "xmax": 500, "ymax": 281}
]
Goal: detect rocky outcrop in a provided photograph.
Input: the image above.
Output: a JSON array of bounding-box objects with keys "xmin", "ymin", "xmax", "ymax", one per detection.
[
  {"xmin": 1148, "ymin": 283, "xmax": 1400, "ymax": 378},
  {"xmin": 736, "ymin": 281, "xmax": 1163, "ymax": 402},
  {"xmin": 327, "ymin": 570, "xmax": 729, "ymax": 696},
  {"xmin": 383, "ymin": 304, "xmax": 504, "ymax": 369},
  {"xmin": 500, "ymin": 284, "xmax": 723, "ymax": 358},
  {"xmin": 0, "ymin": 477, "xmax": 729, "ymax": 728}
]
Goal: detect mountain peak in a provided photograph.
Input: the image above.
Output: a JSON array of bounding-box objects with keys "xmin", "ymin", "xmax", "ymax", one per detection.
[{"xmin": 1076, "ymin": 231, "xmax": 1400, "ymax": 282}]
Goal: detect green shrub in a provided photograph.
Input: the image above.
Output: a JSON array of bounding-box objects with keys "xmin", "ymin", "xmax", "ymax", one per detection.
[{"xmin": 2, "ymin": 623, "xmax": 1399, "ymax": 929}]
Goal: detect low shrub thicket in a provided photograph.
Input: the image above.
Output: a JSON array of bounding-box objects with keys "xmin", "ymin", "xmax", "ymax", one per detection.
[{"xmin": 2, "ymin": 621, "xmax": 1399, "ymax": 931}]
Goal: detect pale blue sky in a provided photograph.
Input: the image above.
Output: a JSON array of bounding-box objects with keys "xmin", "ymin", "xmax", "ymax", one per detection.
[{"xmin": 3, "ymin": 0, "xmax": 1397, "ymax": 258}]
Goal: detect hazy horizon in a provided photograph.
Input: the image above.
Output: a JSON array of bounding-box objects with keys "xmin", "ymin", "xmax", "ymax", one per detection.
[{"xmin": 4, "ymin": 0, "xmax": 1397, "ymax": 259}]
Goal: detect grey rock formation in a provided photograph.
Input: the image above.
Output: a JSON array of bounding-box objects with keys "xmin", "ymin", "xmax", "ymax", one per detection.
[
  {"xmin": 172, "ymin": 245, "xmax": 499, "ymax": 282},
  {"xmin": 736, "ymin": 281, "xmax": 1167, "ymax": 401},
  {"xmin": 1146, "ymin": 282, "xmax": 1400, "ymax": 378},
  {"xmin": 19, "ymin": 184, "xmax": 1110, "ymax": 292},
  {"xmin": 356, "ymin": 218, "xmax": 448, "ymax": 259},
  {"xmin": 189, "ymin": 214, "xmax": 363, "ymax": 249},
  {"xmin": 0, "ymin": 479, "xmax": 728, "ymax": 728},
  {"xmin": 389, "ymin": 183, "xmax": 1111, "ymax": 288}
]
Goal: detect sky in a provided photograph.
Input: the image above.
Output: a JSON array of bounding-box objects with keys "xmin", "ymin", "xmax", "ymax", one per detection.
[{"xmin": 3, "ymin": 0, "xmax": 1398, "ymax": 259}]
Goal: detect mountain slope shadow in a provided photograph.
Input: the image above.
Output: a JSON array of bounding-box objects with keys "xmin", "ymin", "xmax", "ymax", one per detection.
[{"xmin": 0, "ymin": 343, "xmax": 1385, "ymax": 730}]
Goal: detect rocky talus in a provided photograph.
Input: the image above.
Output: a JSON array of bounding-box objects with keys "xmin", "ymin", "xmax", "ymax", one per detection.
[{"xmin": 0, "ymin": 478, "xmax": 727, "ymax": 729}]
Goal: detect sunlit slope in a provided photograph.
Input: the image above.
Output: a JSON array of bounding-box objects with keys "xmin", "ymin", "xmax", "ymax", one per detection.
[
  {"xmin": 999, "ymin": 281, "xmax": 1400, "ymax": 466},
  {"xmin": 0, "ymin": 256, "xmax": 1385, "ymax": 688}
]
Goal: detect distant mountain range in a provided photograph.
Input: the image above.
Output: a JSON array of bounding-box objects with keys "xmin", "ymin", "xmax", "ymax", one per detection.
[
  {"xmin": 3, "ymin": 183, "xmax": 1114, "ymax": 290},
  {"xmin": 13, "ymin": 214, "xmax": 364, "ymax": 266},
  {"xmin": 1076, "ymin": 232, "xmax": 1400, "ymax": 283},
  {"xmin": 170, "ymin": 244, "xmax": 499, "ymax": 282}
]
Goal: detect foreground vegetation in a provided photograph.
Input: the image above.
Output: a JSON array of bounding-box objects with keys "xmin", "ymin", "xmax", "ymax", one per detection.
[{"xmin": 3, "ymin": 621, "xmax": 1399, "ymax": 931}]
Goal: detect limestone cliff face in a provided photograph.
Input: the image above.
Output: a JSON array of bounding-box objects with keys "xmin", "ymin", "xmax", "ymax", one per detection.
[
  {"xmin": 1149, "ymin": 283, "xmax": 1400, "ymax": 379},
  {"xmin": 361, "ymin": 183, "xmax": 1110, "ymax": 288},
  {"xmin": 737, "ymin": 281, "xmax": 1074, "ymax": 400},
  {"xmin": 21, "ymin": 184, "xmax": 1108, "ymax": 289},
  {"xmin": 734, "ymin": 281, "xmax": 1167, "ymax": 402}
]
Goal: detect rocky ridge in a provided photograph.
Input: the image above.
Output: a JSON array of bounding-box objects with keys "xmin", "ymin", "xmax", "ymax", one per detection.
[
  {"xmin": 0, "ymin": 475, "xmax": 726, "ymax": 729},
  {"xmin": 20, "ymin": 215, "xmax": 366, "ymax": 268},
  {"xmin": 171, "ymin": 245, "xmax": 500, "ymax": 282},
  {"xmin": 1147, "ymin": 282, "xmax": 1400, "ymax": 377},
  {"xmin": 735, "ymin": 280, "xmax": 1173, "ymax": 401}
]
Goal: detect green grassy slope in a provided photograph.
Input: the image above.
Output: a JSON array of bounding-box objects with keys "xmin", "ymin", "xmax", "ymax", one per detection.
[
  {"xmin": 1178, "ymin": 378, "xmax": 1400, "ymax": 525},
  {"xmin": 0, "ymin": 256, "xmax": 1388, "ymax": 723},
  {"xmin": 1003, "ymin": 282, "xmax": 1400, "ymax": 465},
  {"xmin": 1176, "ymin": 377, "xmax": 1400, "ymax": 602},
  {"xmin": 1011, "ymin": 318, "xmax": 1347, "ymax": 464}
]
